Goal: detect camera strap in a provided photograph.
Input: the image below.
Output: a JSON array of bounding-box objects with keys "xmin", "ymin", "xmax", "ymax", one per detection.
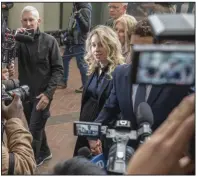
[{"xmin": 8, "ymin": 152, "xmax": 15, "ymax": 175}]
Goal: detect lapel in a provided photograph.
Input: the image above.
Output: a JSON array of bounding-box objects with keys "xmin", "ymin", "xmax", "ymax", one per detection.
[
  {"xmin": 81, "ymin": 72, "xmax": 95, "ymax": 106},
  {"xmin": 147, "ymin": 86, "xmax": 164, "ymax": 106},
  {"xmin": 125, "ymin": 65, "xmax": 134, "ymax": 115},
  {"xmin": 98, "ymin": 74, "xmax": 110, "ymax": 103}
]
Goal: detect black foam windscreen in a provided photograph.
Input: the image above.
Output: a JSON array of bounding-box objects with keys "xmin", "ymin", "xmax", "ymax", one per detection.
[
  {"xmin": 77, "ymin": 146, "xmax": 92, "ymax": 159},
  {"xmin": 136, "ymin": 102, "xmax": 154, "ymax": 126},
  {"xmin": 15, "ymin": 34, "xmax": 34, "ymax": 43}
]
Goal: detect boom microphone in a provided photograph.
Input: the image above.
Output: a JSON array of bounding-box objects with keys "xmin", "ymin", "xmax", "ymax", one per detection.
[{"xmin": 136, "ymin": 102, "xmax": 154, "ymax": 144}]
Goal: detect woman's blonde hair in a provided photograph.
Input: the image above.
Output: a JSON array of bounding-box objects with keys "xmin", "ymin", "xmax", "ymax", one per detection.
[
  {"xmin": 85, "ymin": 25, "xmax": 125, "ymax": 79},
  {"xmin": 114, "ymin": 14, "xmax": 137, "ymax": 53}
]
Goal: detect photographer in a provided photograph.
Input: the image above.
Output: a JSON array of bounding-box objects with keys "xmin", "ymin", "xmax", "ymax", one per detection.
[
  {"xmin": 89, "ymin": 18, "xmax": 193, "ymax": 154},
  {"xmin": 2, "ymin": 95, "xmax": 36, "ymax": 175},
  {"xmin": 59, "ymin": 3, "xmax": 92, "ymax": 92},
  {"xmin": 127, "ymin": 94, "xmax": 195, "ymax": 175},
  {"xmin": 2, "ymin": 2, "xmax": 14, "ymax": 28},
  {"xmin": 16, "ymin": 6, "xmax": 64, "ymax": 166}
]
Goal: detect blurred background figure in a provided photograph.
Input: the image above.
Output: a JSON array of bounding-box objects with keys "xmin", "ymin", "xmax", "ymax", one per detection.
[
  {"xmin": 2, "ymin": 2, "xmax": 13, "ymax": 28},
  {"xmin": 59, "ymin": 3, "xmax": 92, "ymax": 93},
  {"xmin": 114, "ymin": 14, "xmax": 137, "ymax": 63},
  {"xmin": 105, "ymin": 3, "xmax": 128, "ymax": 28},
  {"xmin": 176, "ymin": 2, "xmax": 194, "ymax": 13}
]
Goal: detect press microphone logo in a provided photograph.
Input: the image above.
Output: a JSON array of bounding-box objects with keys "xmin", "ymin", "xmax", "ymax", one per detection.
[{"xmin": 96, "ymin": 160, "xmax": 105, "ymax": 168}]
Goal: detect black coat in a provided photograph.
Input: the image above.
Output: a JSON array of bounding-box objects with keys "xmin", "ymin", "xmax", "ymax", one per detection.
[
  {"xmin": 2, "ymin": 2, "xmax": 13, "ymax": 18},
  {"xmin": 69, "ymin": 3, "xmax": 92, "ymax": 44},
  {"xmin": 96, "ymin": 64, "xmax": 192, "ymax": 131},
  {"xmin": 17, "ymin": 29, "xmax": 64, "ymax": 100},
  {"xmin": 73, "ymin": 70, "xmax": 116, "ymax": 156}
]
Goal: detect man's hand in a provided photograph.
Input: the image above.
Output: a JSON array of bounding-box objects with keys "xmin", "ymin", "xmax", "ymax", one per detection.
[
  {"xmin": 88, "ymin": 139, "xmax": 102, "ymax": 155},
  {"xmin": 127, "ymin": 94, "xmax": 195, "ymax": 175},
  {"xmin": 2, "ymin": 94, "xmax": 23, "ymax": 120},
  {"xmin": 8, "ymin": 63, "xmax": 15, "ymax": 77},
  {"xmin": 16, "ymin": 28, "xmax": 26, "ymax": 34},
  {"xmin": 36, "ymin": 93, "xmax": 50, "ymax": 111},
  {"xmin": 74, "ymin": 11, "xmax": 81, "ymax": 18},
  {"xmin": 2, "ymin": 68, "xmax": 9, "ymax": 80}
]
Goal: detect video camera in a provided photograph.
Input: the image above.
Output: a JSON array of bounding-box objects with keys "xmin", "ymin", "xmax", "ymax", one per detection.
[
  {"xmin": 2, "ymin": 28, "xmax": 16, "ymax": 68},
  {"xmin": 2, "ymin": 28, "xmax": 35, "ymax": 69},
  {"xmin": 74, "ymin": 102, "xmax": 154, "ymax": 174},
  {"xmin": 131, "ymin": 14, "xmax": 195, "ymax": 86},
  {"xmin": 2, "ymin": 79, "xmax": 29, "ymax": 104},
  {"xmin": 131, "ymin": 14, "xmax": 195, "ymax": 160},
  {"xmin": 74, "ymin": 120, "xmax": 137, "ymax": 174}
]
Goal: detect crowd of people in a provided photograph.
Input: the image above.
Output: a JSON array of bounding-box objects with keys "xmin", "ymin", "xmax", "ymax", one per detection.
[{"xmin": 1, "ymin": 2, "xmax": 195, "ymax": 175}]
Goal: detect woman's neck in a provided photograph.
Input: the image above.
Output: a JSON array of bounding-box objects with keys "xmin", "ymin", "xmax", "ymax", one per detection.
[{"xmin": 99, "ymin": 61, "xmax": 109, "ymax": 68}]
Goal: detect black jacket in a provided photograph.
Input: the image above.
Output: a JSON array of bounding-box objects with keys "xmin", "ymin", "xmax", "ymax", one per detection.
[
  {"xmin": 95, "ymin": 64, "xmax": 192, "ymax": 130},
  {"xmin": 80, "ymin": 71, "xmax": 113, "ymax": 121},
  {"xmin": 69, "ymin": 3, "xmax": 92, "ymax": 44},
  {"xmin": 2, "ymin": 2, "xmax": 13, "ymax": 18},
  {"xmin": 74, "ymin": 69, "xmax": 117, "ymax": 156},
  {"xmin": 17, "ymin": 29, "xmax": 64, "ymax": 100}
]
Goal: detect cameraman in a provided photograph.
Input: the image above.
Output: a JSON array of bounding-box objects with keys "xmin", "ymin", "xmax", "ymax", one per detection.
[
  {"xmin": 16, "ymin": 6, "xmax": 64, "ymax": 166},
  {"xmin": 89, "ymin": 18, "xmax": 193, "ymax": 154},
  {"xmin": 2, "ymin": 2, "xmax": 14, "ymax": 28},
  {"xmin": 127, "ymin": 94, "xmax": 195, "ymax": 175},
  {"xmin": 2, "ymin": 95, "xmax": 36, "ymax": 175},
  {"xmin": 59, "ymin": 3, "xmax": 92, "ymax": 92}
]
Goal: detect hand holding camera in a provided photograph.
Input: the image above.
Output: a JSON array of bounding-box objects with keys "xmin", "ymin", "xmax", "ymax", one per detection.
[
  {"xmin": 15, "ymin": 28, "xmax": 34, "ymax": 42},
  {"xmin": 7, "ymin": 62, "xmax": 15, "ymax": 77},
  {"xmin": 2, "ymin": 94, "xmax": 23, "ymax": 121},
  {"xmin": 2, "ymin": 68, "xmax": 9, "ymax": 80}
]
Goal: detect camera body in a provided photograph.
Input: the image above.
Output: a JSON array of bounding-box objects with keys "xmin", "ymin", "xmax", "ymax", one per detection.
[
  {"xmin": 131, "ymin": 14, "xmax": 195, "ymax": 86},
  {"xmin": 74, "ymin": 120, "xmax": 138, "ymax": 174},
  {"xmin": 131, "ymin": 13, "xmax": 195, "ymax": 160},
  {"xmin": 15, "ymin": 29, "xmax": 34, "ymax": 43},
  {"xmin": 2, "ymin": 79, "xmax": 30, "ymax": 103}
]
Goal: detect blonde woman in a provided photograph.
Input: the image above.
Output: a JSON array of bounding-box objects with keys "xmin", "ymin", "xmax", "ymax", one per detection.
[
  {"xmin": 73, "ymin": 25, "xmax": 125, "ymax": 156},
  {"xmin": 114, "ymin": 14, "xmax": 137, "ymax": 63}
]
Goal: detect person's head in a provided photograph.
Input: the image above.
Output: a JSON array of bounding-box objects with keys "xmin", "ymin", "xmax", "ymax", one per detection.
[
  {"xmin": 52, "ymin": 156, "xmax": 106, "ymax": 175},
  {"xmin": 114, "ymin": 14, "xmax": 137, "ymax": 47},
  {"xmin": 131, "ymin": 18, "xmax": 153, "ymax": 45},
  {"xmin": 21, "ymin": 6, "xmax": 41, "ymax": 31},
  {"xmin": 108, "ymin": 3, "xmax": 128, "ymax": 20},
  {"xmin": 85, "ymin": 25, "xmax": 125, "ymax": 78}
]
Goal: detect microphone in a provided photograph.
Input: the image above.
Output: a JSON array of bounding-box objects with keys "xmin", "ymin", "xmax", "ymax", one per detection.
[
  {"xmin": 78, "ymin": 147, "xmax": 107, "ymax": 170},
  {"xmin": 15, "ymin": 33, "xmax": 34, "ymax": 43},
  {"xmin": 77, "ymin": 147, "xmax": 92, "ymax": 159},
  {"xmin": 136, "ymin": 102, "xmax": 154, "ymax": 144}
]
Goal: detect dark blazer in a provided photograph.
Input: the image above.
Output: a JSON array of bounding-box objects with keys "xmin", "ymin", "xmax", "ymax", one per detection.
[
  {"xmin": 95, "ymin": 64, "xmax": 192, "ymax": 131},
  {"xmin": 74, "ymin": 69, "xmax": 117, "ymax": 156},
  {"xmin": 80, "ymin": 71, "xmax": 114, "ymax": 121}
]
